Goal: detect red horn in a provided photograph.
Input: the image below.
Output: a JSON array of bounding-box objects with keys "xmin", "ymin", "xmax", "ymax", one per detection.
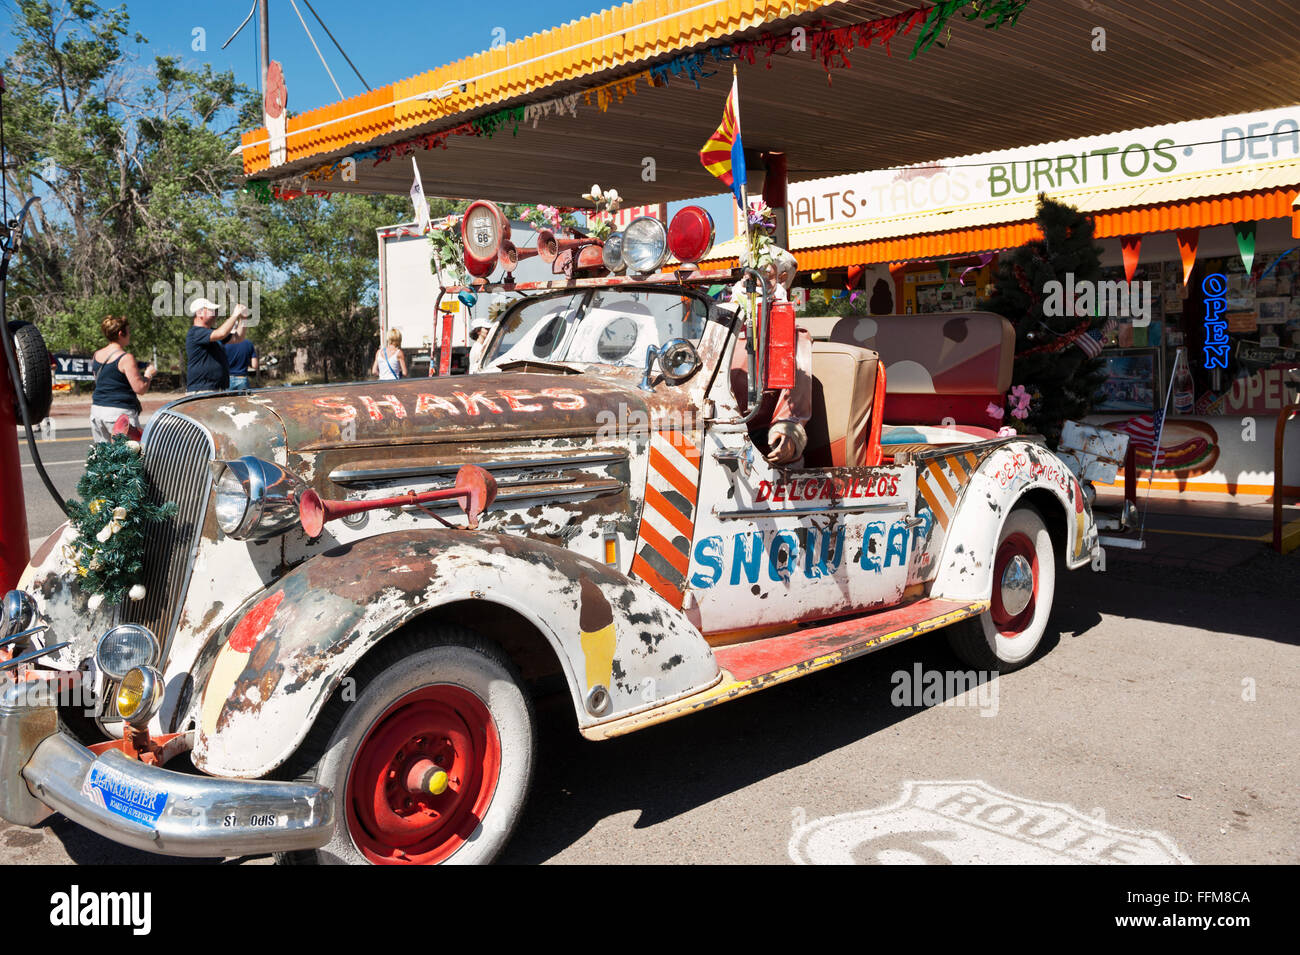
[
  {"xmin": 298, "ymin": 465, "xmax": 498, "ymax": 538},
  {"xmin": 536, "ymin": 228, "xmax": 601, "ymax": 264},
  {"xmin": 498, "ymin": 239, "xmax": 539, "ymax": 271}
]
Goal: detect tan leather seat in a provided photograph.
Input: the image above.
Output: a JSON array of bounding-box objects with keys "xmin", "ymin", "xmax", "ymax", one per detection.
[{"xmin": 804, "ymin": 342, "xmax": 879, "ymax": 468}]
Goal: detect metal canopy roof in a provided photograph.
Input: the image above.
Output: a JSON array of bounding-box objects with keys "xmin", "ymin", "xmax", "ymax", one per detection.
[{"xmin": 244, "ymin": 0, "xmax": 1300, "ymax": 207}]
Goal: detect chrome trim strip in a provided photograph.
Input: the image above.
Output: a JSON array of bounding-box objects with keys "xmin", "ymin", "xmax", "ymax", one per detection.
[
  {"xmin": 0, "ymin": 642, "xmax": 71, "ymax": 672},
  {"xmin": 22, "ymin": 733, "xmax": 334, "ymax": 857},
  {"xmin": 913, "ymin": 435, "xmax": 1045, "ymax": 462},
  {"xmin": 329, "ymin": 452, "xmax": 628, "ymax": 485},
  {"xmin": 714, "ymin": 501, "xmax": 907, "ymax": 519},
  {"xmin": 400, "ymin": 479, "xmax": 626, "ymax": 512}
]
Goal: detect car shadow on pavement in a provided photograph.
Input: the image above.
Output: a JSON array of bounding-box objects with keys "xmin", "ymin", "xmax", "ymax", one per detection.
[
  {"xmin": 25, "ymin": 814, "xmax": 266, "ymax": 865},
  {"xmin": 1070, "ymin": 549, "xmax": 1299, "ymax": 646},
  {"xmin": 501, "ymin": 612, "xmax": 1072, "ymax": 865}
]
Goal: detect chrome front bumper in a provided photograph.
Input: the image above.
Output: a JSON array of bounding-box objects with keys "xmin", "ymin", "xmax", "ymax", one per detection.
[{"xmin": 0, "ymin": 680, "xmax": 334, "ymax": 857}]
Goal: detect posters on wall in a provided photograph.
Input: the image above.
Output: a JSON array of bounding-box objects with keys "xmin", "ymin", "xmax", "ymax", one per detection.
[
  {"xmin": 901, "ymin": 266, "xmax": 990, "ymax": 314},
  {"xmin": 1099, "ymin": 250, "xmax": 1300, "ymax": 416}
]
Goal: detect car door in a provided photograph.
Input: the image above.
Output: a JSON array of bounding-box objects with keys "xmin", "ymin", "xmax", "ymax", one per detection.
[{"xmin": 686, "ymin": 424, "xmax": 918, "ymax": 635}]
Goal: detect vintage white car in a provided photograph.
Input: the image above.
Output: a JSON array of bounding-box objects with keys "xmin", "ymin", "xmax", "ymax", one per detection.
[{"xmin": 0, "ymin": 206, "xmax": 1101, "ymax": 864}]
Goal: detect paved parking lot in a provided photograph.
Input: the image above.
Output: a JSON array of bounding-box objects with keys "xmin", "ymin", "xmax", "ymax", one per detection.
[{"xmin": 4, "ymin": 536, "xmax": 1295, "ymax": 865}]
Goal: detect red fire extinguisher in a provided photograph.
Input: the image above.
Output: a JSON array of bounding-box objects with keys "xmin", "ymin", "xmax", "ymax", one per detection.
[{"xmin": 763, "ymin": 299, "xmax": 797, "ymax": 391}]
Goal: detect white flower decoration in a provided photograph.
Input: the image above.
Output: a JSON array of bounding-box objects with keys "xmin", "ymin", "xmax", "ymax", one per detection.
[
  {"xmin": 128, "ymin": 584, "xmax": 146, "ymax": 601},
  {"xmin": 125, "ymin": 440, "xmax": 141, "ymax": 453}
]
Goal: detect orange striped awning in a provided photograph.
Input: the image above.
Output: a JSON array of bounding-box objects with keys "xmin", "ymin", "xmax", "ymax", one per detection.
[
  {"xmin": 240, "ymin": 0, "xmax": 845, "ymax": 176},
  {"xmin": 700, "ymin": 187, "xmax": 1300, "ymax": 270}
]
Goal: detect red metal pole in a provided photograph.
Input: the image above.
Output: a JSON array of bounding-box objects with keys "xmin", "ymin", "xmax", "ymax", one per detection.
[
  {"xmin": 0, "ymin": 343, "xmax": 31, "ymax": 590},
  {"xmin": 438, "ymin": 312, "xmax": 454, "ymax": 377}
]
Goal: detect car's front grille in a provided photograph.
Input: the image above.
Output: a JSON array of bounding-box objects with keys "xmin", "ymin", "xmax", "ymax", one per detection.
[{"xmin": 119, "ymin": 412, "xmax": 213, "ymax": 647}]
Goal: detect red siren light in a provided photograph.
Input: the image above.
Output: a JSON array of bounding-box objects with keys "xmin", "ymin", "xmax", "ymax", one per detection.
[
  {"xmin": 667, "ymin": 205, "xmax": 715, "ymax": 265},
  {"xmin": 461, "ymin": 200, "xmax": 509, "ymax": 278}
]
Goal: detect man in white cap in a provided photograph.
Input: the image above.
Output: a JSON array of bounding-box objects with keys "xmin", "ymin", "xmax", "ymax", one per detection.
[{"xmin": 186, "ymin": 297, "xmax": 241, "ymax": 393}]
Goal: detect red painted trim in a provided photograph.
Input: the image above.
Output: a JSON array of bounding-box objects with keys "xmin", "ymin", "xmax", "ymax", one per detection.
[
  {"xmin": 864, "ymin": 361, "xmax": 887, "ymax": 466},
  {"xmin": 885, "ymin": 393, "xmax": 1001, "ymax": 427},
  {"xmin": 716, "ymin": 598, "xmax": 979, "ymax": 683}
]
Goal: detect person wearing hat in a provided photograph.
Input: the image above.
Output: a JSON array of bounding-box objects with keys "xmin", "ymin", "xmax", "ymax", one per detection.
[
  {"xmin": 185, "ymin": 297, "xmax": 241, "ymax": 393},
  {"xmin": 467, "ymin": 313, "xmax": 496, "ymax": 373}
]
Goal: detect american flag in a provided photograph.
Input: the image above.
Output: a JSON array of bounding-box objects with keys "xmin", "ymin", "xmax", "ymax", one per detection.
[
  {"xmin": 1117, "ymin": 410, "xmax": 1166, "ymax": 466},
  {"xmin": 1076, "ymin": 318, "xmax": 1118, "ymax": 358}
]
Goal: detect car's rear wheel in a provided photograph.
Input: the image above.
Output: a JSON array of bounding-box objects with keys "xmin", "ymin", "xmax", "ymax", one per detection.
[
  {"xmin": 278, "ymin": 626, "xmax": 535, "ymax": 865},
  {"xmin": 946, "ymin": 506, "xmax": 1055, "ymax": 672}
]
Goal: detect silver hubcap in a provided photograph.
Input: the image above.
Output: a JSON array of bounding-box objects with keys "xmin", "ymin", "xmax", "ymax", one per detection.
[{"xmin": 1000, "ymin": 554, "xmax": 1034, "ymax": 617}]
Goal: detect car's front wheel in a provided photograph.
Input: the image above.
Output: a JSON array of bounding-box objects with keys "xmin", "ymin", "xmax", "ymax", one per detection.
[{"xmin": 280, "ymin": 626, "xmax": 535, "ymax": 865}]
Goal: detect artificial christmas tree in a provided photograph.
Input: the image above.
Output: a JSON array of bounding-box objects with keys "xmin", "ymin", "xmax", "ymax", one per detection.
[
  {"xmin": 64, "ymin": 435, "xmax": 177, "ymax": 608},
  {"xmin": 978, "ymin": 194, "xmax": 1107, "ymax": 448}
]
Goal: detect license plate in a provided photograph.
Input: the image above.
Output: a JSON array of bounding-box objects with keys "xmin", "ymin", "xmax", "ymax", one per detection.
[{"xmin": 81, "ymin": 761, "xmax": 169, "ymax": 828}]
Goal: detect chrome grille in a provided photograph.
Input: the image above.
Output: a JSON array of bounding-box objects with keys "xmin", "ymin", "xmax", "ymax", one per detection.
[{"xmin": 120, "ymin": 412, "xmax": 213, "ymax": 645}]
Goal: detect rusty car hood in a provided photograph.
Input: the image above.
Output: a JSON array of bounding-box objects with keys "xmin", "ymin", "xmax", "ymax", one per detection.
[{"xmin": 171, "ymin": 368, "xmax": 661, "ymax": 454}]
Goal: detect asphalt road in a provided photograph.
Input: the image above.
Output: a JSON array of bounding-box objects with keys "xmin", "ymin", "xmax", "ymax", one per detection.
[
  {"xmin": 1, "ymin": 539, "xmax": 1295, "ymax": 865},
  {"xmin": 17, "ymin": 427, "xmax": 89, "ymax": 550}
]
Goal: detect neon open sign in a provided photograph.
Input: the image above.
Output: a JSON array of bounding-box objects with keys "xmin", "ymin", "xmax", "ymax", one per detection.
[{"xmin": 1202, "ymin": 273, "xmax": 1230, "ymax": 369}]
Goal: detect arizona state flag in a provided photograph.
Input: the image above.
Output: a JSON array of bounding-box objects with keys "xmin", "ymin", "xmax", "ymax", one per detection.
[{"xmin": 699, "ymin": 74, "xmax": 746, "ymax": 208}]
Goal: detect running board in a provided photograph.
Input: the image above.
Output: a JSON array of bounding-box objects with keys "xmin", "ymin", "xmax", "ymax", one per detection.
[{"xmin": 584, "ymin": 597, "xmax": 988, "ymax": 740}]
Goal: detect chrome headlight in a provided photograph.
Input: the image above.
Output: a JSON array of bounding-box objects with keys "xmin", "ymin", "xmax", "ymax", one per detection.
[
  {"xmin": 116, "ymin": 666, "xmax": 164, "ymax": 726},
  {"xmin": 215, "ymin": 456, "xmax": 306, "ymax": 540},
  {"xmin": 2, "ymin": 590, "xmax": 35, "ymax": 639},
  {"xmin": 95, "ymin": 624, "xmax": 161, "ymax": 681},
  {"xmin": 622, "ymin": 216, "xmax": 668, "ymax": 273},
  {"xmin": 602, "ymin": 232, "xmax": 625, "ymax": 273}
]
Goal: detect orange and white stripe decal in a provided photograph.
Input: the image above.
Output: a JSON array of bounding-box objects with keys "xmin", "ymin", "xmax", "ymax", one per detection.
[
  {"xmin": 916, "ymin": 451, "xmax": 980, "ymax": 531},
  {"xmin": 631, "ymin": 431, "xmax": 701, "ymax": 608}
]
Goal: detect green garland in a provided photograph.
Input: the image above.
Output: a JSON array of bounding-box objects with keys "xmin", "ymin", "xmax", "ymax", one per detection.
[{"xmin": 64, "ymin": 436, "xmax": 177, "ymax": 607}]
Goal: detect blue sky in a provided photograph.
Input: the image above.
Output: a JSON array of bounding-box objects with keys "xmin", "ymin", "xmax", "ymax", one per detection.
[{"xmin": 2, "ymin": 1, "xmax": 736, "ymax": 237}]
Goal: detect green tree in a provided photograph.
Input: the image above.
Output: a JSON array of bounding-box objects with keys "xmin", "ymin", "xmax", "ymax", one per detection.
[
  {"xmin": 978, "ymin": 194, "xmax": 1107, "ymax": 447},
  {"xmin": 1, "ymin": 0, "xmax": 264, "ymax": 366},
  {"xmin": 261, "ymin": 192, "xmax": 410, "ymax": 382}
]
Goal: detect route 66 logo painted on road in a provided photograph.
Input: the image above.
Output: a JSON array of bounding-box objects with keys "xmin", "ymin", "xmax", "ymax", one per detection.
[{"xmin": 789, "ymin": 781, "xmax": 1192, "ymax": 864}]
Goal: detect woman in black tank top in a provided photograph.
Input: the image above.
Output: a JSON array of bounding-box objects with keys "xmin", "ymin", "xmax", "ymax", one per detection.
[{"xmin": 90, "ymin": 315, "xmax": 156, "ymax": 443}]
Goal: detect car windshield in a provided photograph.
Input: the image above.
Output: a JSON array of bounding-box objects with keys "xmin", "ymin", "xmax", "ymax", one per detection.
[{"xmin": 483, "ymin": 287, "xmax": 711, "ymax": 370}]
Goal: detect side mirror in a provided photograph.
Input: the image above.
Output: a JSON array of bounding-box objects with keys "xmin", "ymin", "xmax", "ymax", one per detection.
[
  {"xmin": 639, "ymin": 344, "xmax": 659, "ymax": 391},
  {"xmin": 658, "ymin": 338, "xmax": 701, "ymax": 384},
  {"xmin": 764, "ymin": 301, "xmax": 797, "ymax": 391}
]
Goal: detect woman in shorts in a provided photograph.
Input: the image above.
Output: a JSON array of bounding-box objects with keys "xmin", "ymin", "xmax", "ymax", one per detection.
[{"xmin": 90, "ymin": 315, "xmax": 155, "ymax": 442}]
